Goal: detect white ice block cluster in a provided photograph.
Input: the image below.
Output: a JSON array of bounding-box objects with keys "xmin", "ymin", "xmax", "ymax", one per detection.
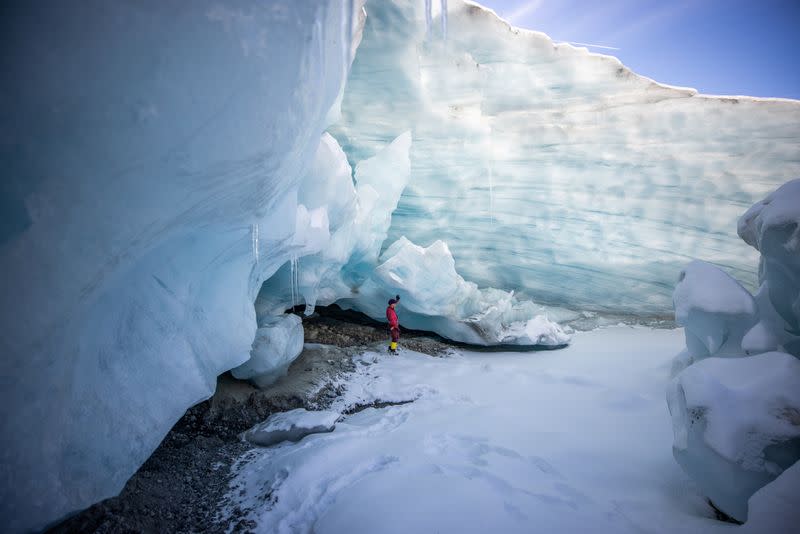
[
  {"xmin": 738, "ymin": 179, "xmax": 800, "ymax": 357},
  {"xmin": 668, "ymin": 180, "xmax": 800, "ymax": 522},
  {"xmin": 673, "ymin": 260, "xmax": 757, "ymax": 362},
  {"xmin": 0, "ymin": 1, "xmax": 362, "ymax": 531},
  {"xmin": 232, "ymin": 314, "xmax": 305, "ymax": 389},
  {"xmin": 667, "ymin": 352, "xmax": 800, "ymax": 522},
  {"xmin": 331, "ymin": 0, "xmax": 800, "ymax": 317}
]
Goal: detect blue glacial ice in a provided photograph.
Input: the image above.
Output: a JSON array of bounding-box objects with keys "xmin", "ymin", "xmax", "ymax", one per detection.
[
  {"xmin": 1, "ymin": 0, "xmax": 799, "ymax": 531},
  {"xmin": 0, "ymin": 1, "xmax": 362, "ymax": 530},
  {"xmin": 669, "ymin": 180, "xmax": 800, "ymax": 522}
]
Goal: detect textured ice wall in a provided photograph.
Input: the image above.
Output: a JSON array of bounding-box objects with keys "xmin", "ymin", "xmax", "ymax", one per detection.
[
  {"xmin": 332, "ymin": 0, "xmax": 800, "ymax": 315},
  {"xmin": 0, "ymin": 1, "xmax": 361, "ymax": 531}
]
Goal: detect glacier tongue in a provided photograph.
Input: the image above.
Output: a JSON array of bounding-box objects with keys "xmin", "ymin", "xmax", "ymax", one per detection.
[
  {"xmin": 0, "ymin": 1, "xmax": 362, "ymax": 531},
  {"xmin": 331, "ymin": 0, "xmax": 800, "ymax": 316}
]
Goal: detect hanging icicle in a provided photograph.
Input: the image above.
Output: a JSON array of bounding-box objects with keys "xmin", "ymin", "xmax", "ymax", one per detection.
[
  {"xmin": 251, "ymin": 223, "xmax": 259, "ymax": 264},
  {"xmin": 342, "ymin": 0, "xmax": 354, "ymax": 73},
  {"xmin": 424, "ymin": 0, "xmax": 432, "ymax": 40},
  {"xmin": 289, "ymin": 255, "xmax": 296, "ymax": 310},
  {"xmin": 294, "ymin": 256, "xmax": 300, "ymax": 311},
  {"xmin": 440, "ymin": 0, "xmax": 447, "ymax": 41}
]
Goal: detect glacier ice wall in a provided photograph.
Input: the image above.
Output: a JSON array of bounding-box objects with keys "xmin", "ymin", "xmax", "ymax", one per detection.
[
  {"xmin": 331, "ymin": 0, "xmax": 800, "ymax": 316},
  {"xmin": 669, "ymin": 180, "xmax": 800, "ymax": 522},
  {"xmin": 0, "ymin": 1, "xmax": 361, "ymax": 531}
]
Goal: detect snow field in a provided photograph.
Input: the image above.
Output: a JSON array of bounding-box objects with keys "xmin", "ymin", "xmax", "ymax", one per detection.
[{"xmin": 225, "ymin": 328, "xmax": 759, "ymax": 534}]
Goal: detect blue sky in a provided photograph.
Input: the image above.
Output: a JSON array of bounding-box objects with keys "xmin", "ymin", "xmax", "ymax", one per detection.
[{"xmin": 477, "ymin": 0, "xmax": 800, "ymax": 99}]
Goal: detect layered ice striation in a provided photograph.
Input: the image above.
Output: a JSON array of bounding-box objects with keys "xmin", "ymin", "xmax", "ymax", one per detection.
[
  {"xmin": 669, "ymin": 180, "xmax": 800, "ymax": 522},
  {"xmin": 331, "ymin": 0, "xmax": 800, "ymax": 316},
  {"xmin": 0, "ymin": 1, "xmax": 362, "ymax": 531}
]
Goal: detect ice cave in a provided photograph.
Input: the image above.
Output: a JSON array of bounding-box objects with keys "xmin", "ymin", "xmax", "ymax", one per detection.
[{"xmin": 1, "ymin": 0, "xmax": 799, "ymax": 532}]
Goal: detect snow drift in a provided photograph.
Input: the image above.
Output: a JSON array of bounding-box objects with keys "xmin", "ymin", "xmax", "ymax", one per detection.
[{"xmin": 669, "ymin": 179, "xmax": 800, "ymax": 522}]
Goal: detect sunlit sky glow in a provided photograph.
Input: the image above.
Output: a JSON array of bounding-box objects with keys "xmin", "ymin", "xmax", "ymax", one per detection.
[{"xmin": 477, "ymin": 0, "xmax": 800, "ymax": 99}]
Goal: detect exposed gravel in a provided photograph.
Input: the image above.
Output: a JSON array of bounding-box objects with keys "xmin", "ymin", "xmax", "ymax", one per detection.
[{"xmin": 48, "ymin": 306, "xmax": 450, "ymax": 533}]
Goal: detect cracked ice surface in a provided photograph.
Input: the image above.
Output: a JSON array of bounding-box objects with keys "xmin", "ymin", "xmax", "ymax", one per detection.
[{"xmin": 331, "ymin": 0, "xmax": 800, "ymax": 316}]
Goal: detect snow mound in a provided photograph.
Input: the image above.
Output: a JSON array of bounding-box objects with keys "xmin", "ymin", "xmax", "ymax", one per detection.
[
  {"xmin": 673, "ymin": 260, "xmax": 757, "ymax": 360},
  {"xmin": 244, "ymin": 409, "xmax": 341, "ymax": 447},
  {"xmin": 742, "ymin": 459, "xmax": 800, "ymax": 533},
  {"xmin": 667, "ymin": 352, "xmax": 800, "ymax": 522}
]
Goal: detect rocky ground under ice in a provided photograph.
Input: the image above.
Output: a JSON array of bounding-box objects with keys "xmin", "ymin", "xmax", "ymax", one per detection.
[{"xmin": 48, "ymin": 309, "xmax": 451, "ymax": 534}]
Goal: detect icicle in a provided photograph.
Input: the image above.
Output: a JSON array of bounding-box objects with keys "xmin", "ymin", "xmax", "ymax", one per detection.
[
  {"xmin": 342, "ymin": 0, "xmax": 354, "ymax": 72},
  {"xmin": 289, "ymin": 255, "xmax": 296, "ymax": 310},
  {"xmin": 251, "ymin": 223, "xmax": 259, "ymax": 264},
  {"xmin": 295, "ymin": 256, "xmax": 301, "ymax": 311},
  {"xmin": 488, "ymin": 160, "xmax": 494, "ymax": 225},
  {"xmin": 424, "ymin": 0, "xmax": 432, "ymax": 40},
  {"xmin": 487, "ymin": 128, "xmax": 495, "ymax": 224},
  {"xmin": 440, "ymin": 0, "xmax": 447, "ymax": 41}
]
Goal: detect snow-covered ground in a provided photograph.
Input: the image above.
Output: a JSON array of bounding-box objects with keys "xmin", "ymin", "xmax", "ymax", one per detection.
[{"xmin": 223, "ymin": 327, "xmax": 753, "ymax": 533}]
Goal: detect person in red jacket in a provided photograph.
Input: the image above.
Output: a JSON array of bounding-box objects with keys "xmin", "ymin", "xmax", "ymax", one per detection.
[{"xmin": 386, "ymin": 295, "xmax": 401, "ymax": 354}]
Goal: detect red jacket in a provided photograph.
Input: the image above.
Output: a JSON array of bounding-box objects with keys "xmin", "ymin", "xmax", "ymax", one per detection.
[{"xmin": 386, "ymin": 306, "xmax": 399, "ymax": 329}]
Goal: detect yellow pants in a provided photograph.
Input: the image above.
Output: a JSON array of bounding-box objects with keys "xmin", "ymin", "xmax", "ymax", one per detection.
[{"xmin": 390, "ymin": 341, "xmax": 398, "ymax": 351}]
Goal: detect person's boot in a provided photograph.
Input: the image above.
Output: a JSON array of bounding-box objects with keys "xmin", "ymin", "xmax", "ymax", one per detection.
[{"xmin": 389, "ymin": 341, "xmax": 398, "ymax": 354}]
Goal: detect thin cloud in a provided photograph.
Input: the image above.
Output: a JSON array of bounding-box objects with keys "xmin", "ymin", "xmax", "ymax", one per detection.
[{"xmin": 562, "ymin": 41, "xmax": 621, "ymax": 51}]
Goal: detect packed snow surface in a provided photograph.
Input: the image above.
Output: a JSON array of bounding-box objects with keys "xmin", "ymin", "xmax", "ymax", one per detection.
[
  {"xmin": 222, "ymin": 328, "xmax": 797, "ymax": 533},
  {"xmin": 332, "ymin": 0, "xmax": 800, "ymax": 315}
]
